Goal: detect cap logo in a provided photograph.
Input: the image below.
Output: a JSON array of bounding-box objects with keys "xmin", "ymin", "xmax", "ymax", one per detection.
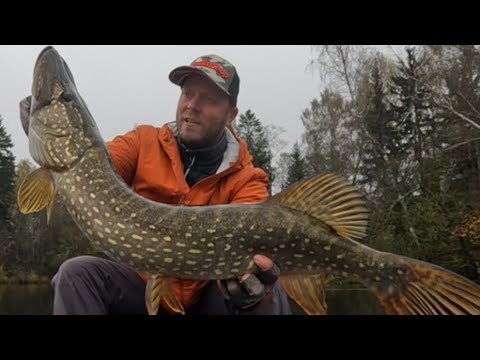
[{"xmin": 191, "ymin": 60, "xmax": 230, "ymax": 79}]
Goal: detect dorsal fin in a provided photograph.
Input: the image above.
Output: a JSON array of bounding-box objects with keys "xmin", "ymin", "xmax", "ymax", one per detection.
[{"xmin": 270, "ymin": 173, "xmax": 369, "ymax": 241}]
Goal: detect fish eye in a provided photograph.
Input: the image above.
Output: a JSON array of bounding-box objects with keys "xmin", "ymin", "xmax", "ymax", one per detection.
[{"xmin": 62, "ymin": 92, "xmax": 74, "ymax": 102}]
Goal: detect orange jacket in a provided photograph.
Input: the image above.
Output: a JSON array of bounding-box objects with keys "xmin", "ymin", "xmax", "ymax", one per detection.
[{"xmin": 106, "ymin": 122, "xmax": 269, "ymax": 311}]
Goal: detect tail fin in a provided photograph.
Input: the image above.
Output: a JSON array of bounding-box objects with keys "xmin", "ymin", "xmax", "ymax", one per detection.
[{"xmin": 369, "ymin": 257, "xmax": 480, "ymax": 315}]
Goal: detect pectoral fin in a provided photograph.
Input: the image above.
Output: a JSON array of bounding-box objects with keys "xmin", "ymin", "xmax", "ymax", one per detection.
[
  {"xmin": 280, "ymin": 272, "xmax": 328, "ymax": 315},
  {"xmin": 145, "ymin": 274, "xmax": 185, "ymax": 315},
  {"xmin": 17, "ymin": 167, "xmax": 56, "ymax": 224}
]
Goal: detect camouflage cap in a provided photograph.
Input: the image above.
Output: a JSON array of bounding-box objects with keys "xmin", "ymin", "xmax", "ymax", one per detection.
[{"xmin": 169, "ymin": 54, "xmax": 240, "ymax": 106}]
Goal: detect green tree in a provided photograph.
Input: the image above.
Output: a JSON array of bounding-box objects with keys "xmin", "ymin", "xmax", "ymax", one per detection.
[
  {"xmin": 236, "ymin": 110, "xmax": 275, "ymax": 193},
  {"xmin": 283, "ymin": 142, "xmax": 307, "ymax": 189},
  {"xmin": 0, "ymin": 115, "xmax": 16, "ymax": 225}
]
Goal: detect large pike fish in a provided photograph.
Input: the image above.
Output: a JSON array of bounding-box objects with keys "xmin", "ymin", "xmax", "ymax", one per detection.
[{"xmin": 18, "ymin": 46, "xmax": 480, "ymax": 315}]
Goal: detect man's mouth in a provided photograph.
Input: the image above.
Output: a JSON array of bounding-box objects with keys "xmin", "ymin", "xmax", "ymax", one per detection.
[{"xmin": 184, "ymin": 118, "xmax": 200, "ymax": 125}]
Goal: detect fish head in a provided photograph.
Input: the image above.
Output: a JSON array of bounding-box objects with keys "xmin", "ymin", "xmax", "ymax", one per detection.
[{"xmin": 23, "ymin": 46, "xmax": 105, "ymax": 172}]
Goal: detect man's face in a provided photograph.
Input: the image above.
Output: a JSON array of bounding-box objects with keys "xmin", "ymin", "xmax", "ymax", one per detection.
[{"xmin": 176, "ymin": 74, "xmax": 238, "ymax": 149}]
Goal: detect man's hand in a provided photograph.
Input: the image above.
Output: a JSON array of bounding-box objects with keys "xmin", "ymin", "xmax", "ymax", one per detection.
[{"xmin": 218, "ymin": 255, "xmax": 280, "ymax": 310}]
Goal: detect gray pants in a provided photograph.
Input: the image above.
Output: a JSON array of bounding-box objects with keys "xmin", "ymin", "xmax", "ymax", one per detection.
[{"xmin": 51, "ymin": 256, "xmax": 292, "ymax": 315}]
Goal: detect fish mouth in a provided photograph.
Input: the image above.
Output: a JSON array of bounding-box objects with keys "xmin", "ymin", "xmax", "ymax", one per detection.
[{"xmin": 32, "ymin": 46, "xmax": 77, "ymax": 109}]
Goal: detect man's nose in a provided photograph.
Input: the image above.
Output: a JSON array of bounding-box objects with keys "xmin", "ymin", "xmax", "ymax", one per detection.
[{"xmin": 186, "ymin": 94, "xmax": 201, "ymax": 110}]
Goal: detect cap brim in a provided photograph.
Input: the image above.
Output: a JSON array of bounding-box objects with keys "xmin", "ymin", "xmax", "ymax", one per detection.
[{"xmin": 169, "ymin": 66, "xmax": 232, "ymax": 96}]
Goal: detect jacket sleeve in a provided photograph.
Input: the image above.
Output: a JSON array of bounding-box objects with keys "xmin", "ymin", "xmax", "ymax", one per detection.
[
  {"xmin": 106, "ymin": 129, "xmax": 140, "ymax": 187},
  {"xmin": 229, "ymin": 168, "xmax": 270, "ymax": 204}
]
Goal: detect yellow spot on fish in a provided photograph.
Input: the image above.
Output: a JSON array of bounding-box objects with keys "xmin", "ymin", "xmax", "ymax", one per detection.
[
  {"xmin": 253, "ymin": 235, "xmax": 260, "ymax": 239},
  {"xmin": 176, "ymin": 242, "xmax": 186, "ymax": 247},
  {"xmin": 359, "ymin": 263, "xmax": 365, "ymax": 268},
  {"xmin": 163, "ymin": 248, "xmax": 172, "ymax": 253},
  {"xmin": 86, "ymin": 229, "xmax": 93, "ymax": 235},
  {"xmin": 108, "ymin": 238, "xmax": 118, "ymax": 245},
  {"xmin": 149, "ymin": 225, "xmax": 156, "ymax": 230},
  {"xmin": 293, "ymin": 254, "xmax": 304, "ymax": 258},
  {"xmin": 151, "ymin": 237, "xmax": 159, "ymax": 242},
  {"xmin": 207, "ymin": 229, "xmax": 216, "ymax": 234},
  {"xmin": 266, "ymin": 228, "xmax": 273, "ymax": 233},
  {"xmin": 132, "ymin": 234, "xmax": 143, "ymax": 241},
  {"xmin": 90, "ymin": 193, "xmax": 96, "ymax": 199},
  {"xmin": 214, "ymin": 269, "xmax": 223, "ymax": 275},
  {"xmin": 123, "ymin": 244, "xmax": 132, "ymax": 248},
  {"xmin": 163, "ymin": 236, "xmax": 171, "ymax": 242},
  {"xmin": 75, "ymin": 176, "xmax": 81, "ymax": 182},
  {"xmin": 130, "ymin": 213, "xmax": 137, "ymax": 218},
  {"xmin": 117, "ymin": 223, "xmax": 125, "ymax": 229},
  {"xmin": 164, "ymin": 258, "xmax": 173, "ymax": 263},
  {"xmin": 279, "ymin": 244, "xmax": 285, "ymax": 249},
  {"xmin": 189, "ymin": 249, "xmax": 201, "ymax": 254},
  {"xmin": 337, "ymin": 253, "xmax": 345, "ymax": 259},
  {"xmin": 78, "ymin": 197, "xmax": 84, "ymax": 204},
  {"xmin": 207, "ymin": 243, "xmax": 214, "ymax": 248},
  {"xmin": 94, "ymin": 219, "xmax": 103, "ymax": 226},
  {"xmin": 93, "ymin": 207, "xmax": 99, "ymax": 213},
  {"xmin": 397, "ymin": 270, "xmax": 404, "ymax": 275},
  {"xmin": 225, "ymin": 234, "xmax": 233, "ymax": 238},
  {"xmin": 131, "ymin": 253, "xmax": 143, "ymax": 259},
  {"xmin": 146, "ymin": 248, "xmax": 156, "ymax": 253},
  {"xmin": 105, "ymin": 228, "xmax": 111, "ymax": 234},
  {"xmin": 115, "ymin": 207, "xmax": 121, "ymax": 213},
  {"xmin": 96, "ymin": 232, "xmax": 104, "ymax": 239},
  {"xmin": 105, "ymin": 213, "xmax": 110, "ymax": 218},
  {"xmin": 185, "ymin": 233, "xmax": 192, "ymax": 238},
  {"xmin": 186, "ymin": 260, "xmax": 197, "ymax": 265},
  {"xmin": 323, "ymin": 245, "xmax": 331, "ymax": 251},
  {"xmin": 224, "ymin": 244, "xmax": 231, "ymax": 252}
]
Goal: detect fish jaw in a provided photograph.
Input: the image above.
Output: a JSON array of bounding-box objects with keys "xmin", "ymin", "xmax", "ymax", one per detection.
[{"xmin": 25, "ymin": 46, "xmax": 104, "ymax": 172}]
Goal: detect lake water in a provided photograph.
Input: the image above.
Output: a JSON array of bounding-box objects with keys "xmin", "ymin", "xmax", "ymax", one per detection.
[{"xmin": 0, "ymin": 284, "xmax": 385, "ymax": 315}]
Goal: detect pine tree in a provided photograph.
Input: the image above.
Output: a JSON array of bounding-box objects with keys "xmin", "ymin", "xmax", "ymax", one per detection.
[
  {"xmin": 236, "ymin": 110, "xmax": 275, "ymax": 193},
  {"xmin": 0, "ymin": 115, "xmax": 16, "ymax": 225},
  {"xmin": 283, "ymin": 142, "xmax": 307, "ymax": 189}
]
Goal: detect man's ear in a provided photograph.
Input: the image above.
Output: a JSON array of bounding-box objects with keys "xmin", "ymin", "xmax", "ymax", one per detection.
[{"xmin": 227, "ymin": 107, "xmax": 239, "ymax": 128}]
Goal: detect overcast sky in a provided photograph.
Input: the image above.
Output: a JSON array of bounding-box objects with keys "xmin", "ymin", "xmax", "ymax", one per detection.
[{"xmin": 1, "ymin": 45, "xmax": 326, "ymax": 163}]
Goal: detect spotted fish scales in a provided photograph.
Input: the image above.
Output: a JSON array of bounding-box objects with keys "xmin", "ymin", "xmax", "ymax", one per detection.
[{"xmin": 17, "ymin": 46, "xmax": 480, "ymax": 315}]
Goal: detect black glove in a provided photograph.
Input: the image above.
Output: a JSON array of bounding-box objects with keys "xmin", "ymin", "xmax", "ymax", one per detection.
[{"xmin": 219, "ymin": 262, "xmax": 281, "ymax": 310}]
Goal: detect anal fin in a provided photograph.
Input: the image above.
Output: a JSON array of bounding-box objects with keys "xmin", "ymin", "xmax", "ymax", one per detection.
[{"xmin": 280, "ymin": 273, "xmax": 328, "ymax": 315}]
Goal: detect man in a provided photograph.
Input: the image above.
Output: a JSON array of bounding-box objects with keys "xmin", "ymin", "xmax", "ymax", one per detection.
[{"xmin": 51, "ymin": 54, "xmax": 292, "ymax": 315}]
